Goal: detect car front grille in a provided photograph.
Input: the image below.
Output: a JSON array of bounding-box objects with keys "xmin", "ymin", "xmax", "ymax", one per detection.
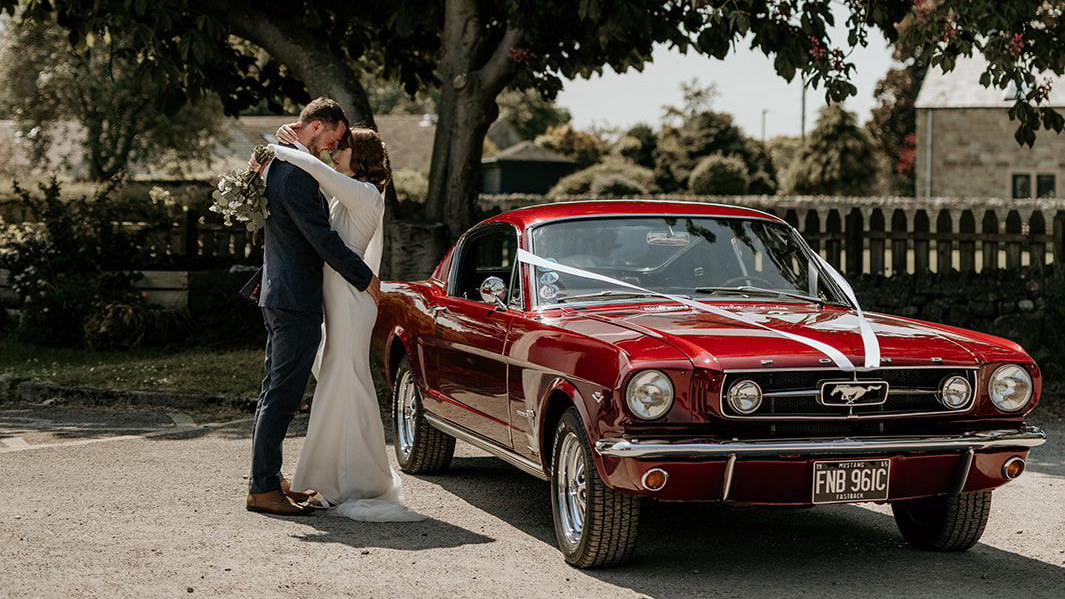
[{"xmin": 715, "ymin": 367, "xmax": 978, "ymax": 419}]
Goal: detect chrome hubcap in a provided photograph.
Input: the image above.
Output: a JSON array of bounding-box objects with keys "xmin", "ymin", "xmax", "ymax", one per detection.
[
  {"xmin": 396, "ymin": 370, "xmax": 417, "ymax": 459},
  {"xmin": 556, "ymin": 432, "xmax": 587, "ymax": 548}
]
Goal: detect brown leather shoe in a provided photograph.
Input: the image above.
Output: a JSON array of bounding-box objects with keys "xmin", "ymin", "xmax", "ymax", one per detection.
[
  {"xmin": 280, "ymin": 478, "xmax": 316, "ymax": 503},
  {"xmin": 246, "ymin": 490, "xmax": 314, "ymax": 516}
]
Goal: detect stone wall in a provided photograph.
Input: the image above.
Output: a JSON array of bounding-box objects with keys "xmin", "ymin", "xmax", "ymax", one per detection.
[
  {"xmin": 851, "ymin": 266, "xmax": 1050, "ymax": 342},
  {"xmin": 916, "ymin": 107, "xmax": 1065, "ymax": 198}
]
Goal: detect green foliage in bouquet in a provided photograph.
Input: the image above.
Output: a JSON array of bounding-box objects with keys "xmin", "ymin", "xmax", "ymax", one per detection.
[{"xmin": 211, "ymin": 145, "xmax": 272, "ymax": 232}]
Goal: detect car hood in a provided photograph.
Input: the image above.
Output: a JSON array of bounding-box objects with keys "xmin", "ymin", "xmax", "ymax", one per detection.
[{"xmin": 579, "ymin": 302, "xmax": 1019, "ymax": 371}]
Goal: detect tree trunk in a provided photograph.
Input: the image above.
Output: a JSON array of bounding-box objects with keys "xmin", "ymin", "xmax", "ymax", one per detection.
[{"xmin": 424, "ymin": 0, "xmax": 522, "ymax": 253}]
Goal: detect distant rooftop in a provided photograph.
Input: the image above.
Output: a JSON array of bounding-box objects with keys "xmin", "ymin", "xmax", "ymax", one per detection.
[
  {"xmin": 0, "ymin": 114, "xmax": 436, "ymax": 182},
  {"xmin": 915, "ymin": 53, "xmax": 1065, "ymax": 109},
  {"xmin": 485, "ymin": 140, "xmax": 576, "ymax": 163}
]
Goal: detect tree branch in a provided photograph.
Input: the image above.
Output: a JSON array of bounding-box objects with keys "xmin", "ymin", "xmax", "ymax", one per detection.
[
  {"xmin": 479, "ymin": 23, "xmax": 522, "ymax": 93},
  {"xmin": 222, "ymin": 2, "xmax": 375, "ymax": 126}
]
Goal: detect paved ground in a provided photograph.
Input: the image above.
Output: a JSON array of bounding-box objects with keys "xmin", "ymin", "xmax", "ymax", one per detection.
[{"xmin": 1, "ymin": 401, "xmax": 1063, "ymax": 599}]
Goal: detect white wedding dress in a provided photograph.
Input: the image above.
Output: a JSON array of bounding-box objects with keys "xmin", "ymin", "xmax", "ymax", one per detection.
[{"xmin": 268, "ymin": 144, "xmax": 422, "ymax": 522}]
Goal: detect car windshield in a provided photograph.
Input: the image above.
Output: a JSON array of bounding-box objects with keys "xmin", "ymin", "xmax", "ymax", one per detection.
[{"xmin": 528, "ymin": 216, "xmax": 848, "ymax": 306}]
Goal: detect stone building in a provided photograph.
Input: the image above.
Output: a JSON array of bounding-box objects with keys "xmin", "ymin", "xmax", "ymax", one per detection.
[{"xmin": 915, "ymin": 54, "xmax": 1065, "ymax": 199}]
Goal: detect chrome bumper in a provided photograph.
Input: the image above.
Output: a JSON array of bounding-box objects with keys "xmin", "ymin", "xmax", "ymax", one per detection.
[{"xmin": 595, "ymin": 425, "xmax": 1047, "ymax": 459}]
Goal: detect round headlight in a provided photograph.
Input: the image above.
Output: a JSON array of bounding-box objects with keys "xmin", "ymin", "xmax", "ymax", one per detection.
[
  {"xmin": 989, "ymin": 364, "xmax": 1033, "ymax": 412},
  {"xmin": 726, "ymin": 379, "xmax": 763, "ymax": 415},
  {"xmin": 625, "ymin": 370, "xmax": 674, "ymax": 420},
  {"xmin": 939, "ymin": 375, "xmax": 973, "ymax": 409}
]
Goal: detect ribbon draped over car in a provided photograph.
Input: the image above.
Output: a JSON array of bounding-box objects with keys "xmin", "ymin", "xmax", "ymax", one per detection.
[{"xmin": 516, "ymin": 248, "xmax": 881, "ymax": 373}]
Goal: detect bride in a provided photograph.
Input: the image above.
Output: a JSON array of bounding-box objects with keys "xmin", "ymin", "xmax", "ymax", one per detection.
[{"xmin": 264, "ymin": 124, "xmax": 422, "ymax": 522}]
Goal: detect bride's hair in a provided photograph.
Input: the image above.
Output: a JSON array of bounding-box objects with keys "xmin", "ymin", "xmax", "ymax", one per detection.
[{"xmin": 339, "ymin": 128, "xmax": 392, "ymax": 193}]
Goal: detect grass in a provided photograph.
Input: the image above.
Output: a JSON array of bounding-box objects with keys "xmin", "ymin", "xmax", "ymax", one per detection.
[{"xmin": 0, "ymin": 336, "xmax": 267, "ymax": 397}]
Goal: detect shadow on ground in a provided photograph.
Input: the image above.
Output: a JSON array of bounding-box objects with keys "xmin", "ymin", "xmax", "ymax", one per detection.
[
  {"xmin": 424, "ymin": 454, "xmax": 1065, "ymax": 599},
  {"xmin": 285, "ymin": 511, "xmax": 495, "ymax": 553}
]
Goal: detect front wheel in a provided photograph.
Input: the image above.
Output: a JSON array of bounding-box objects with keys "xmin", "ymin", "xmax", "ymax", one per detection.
[
  {"xmin": 550, "ymin": 407, "xmax": 640, "ymax": 568},
  {"xmin": 392, "ymin": 356, "xmax": 455, "ymax": 474},
  {"xmin": 891, "ymin": 491, "xmax": 992, "ymax": 551}
]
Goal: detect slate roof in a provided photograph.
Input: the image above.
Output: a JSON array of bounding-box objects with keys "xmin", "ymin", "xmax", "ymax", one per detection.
[
  {"xmin": 484, "ymin": 140, "xmax": 576, "ymax": 163},
  {"xmin": 915, "ymin": 53, "xmax": 1065, "ymax": 109}
]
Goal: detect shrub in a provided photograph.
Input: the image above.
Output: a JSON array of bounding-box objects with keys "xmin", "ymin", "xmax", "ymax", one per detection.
[
  {"xmin": 783, "ymin": 104, "xmax": 881, "ymax": 195},
  {"xmin": 84, "ymin": 303, "xmax": 192, "ymax": 350},
  {"xmin": 589, "ymin": 174, "xmax": 649, "ymax": 196},
  {"xmin": 0, "ymin": 179, "xmax": 167, "ymax": 347},
  {"xmin": 688, "ymin": 154, "xmax": 750, "ymax": 195},
  {"xmin": 548, "ymin": 159, "xmax": 656, "ymax": 197},
  {"xmin": 392, "ymin": 169, "xmax": 428, "ymax": 203},
  {"xmin": 613, "ymin": 123, "xmax": 657, "ymax": 169},
  {"xmin": 654, "ymin": 110, "xmax": 778, "ymax": 194},
  {"xmin": 534, "ymin": 124, "xmax": 606, "ymax": 167}
]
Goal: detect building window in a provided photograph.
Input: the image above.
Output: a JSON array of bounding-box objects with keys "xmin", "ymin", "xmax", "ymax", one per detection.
[
  {"xmin": 1037, "ymin": 174, "xmax": 1056, "ymax": 198},
  {"xmin": 1012, "ymin": 174, "xmax": 1031, "ymax": 199}
]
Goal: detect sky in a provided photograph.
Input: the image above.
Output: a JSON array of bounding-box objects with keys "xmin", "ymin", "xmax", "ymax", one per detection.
[{"xmin": 555, "ymin": 20, "xmax": 894, "ymax": 140}]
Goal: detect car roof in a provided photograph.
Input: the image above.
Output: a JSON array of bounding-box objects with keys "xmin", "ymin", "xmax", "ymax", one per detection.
[{"xmin": 482, "ymin": 199, "xmax": 783, "ymax": 230}]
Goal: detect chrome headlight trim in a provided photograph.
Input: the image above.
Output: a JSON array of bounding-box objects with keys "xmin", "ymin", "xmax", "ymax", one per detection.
[
  {"xmin": 625, "ymin": 369, "xmax": 675, "ymax": 420},
  {"xmin": 726, "ymin": 379, "xmax": 763, "ymax": 415},
  {"xmin": 939, "ymin": 375, "xmax": 973, "ymax": 410},
  {"xmin": 988, "ymin": 364, "xmax": 1033, "ymax": 413}
]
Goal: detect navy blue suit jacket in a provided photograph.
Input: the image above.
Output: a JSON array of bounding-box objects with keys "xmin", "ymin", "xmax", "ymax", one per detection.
[{"xmin": 250, "ymin": 146, "xmax": 374, "ymax": 313}]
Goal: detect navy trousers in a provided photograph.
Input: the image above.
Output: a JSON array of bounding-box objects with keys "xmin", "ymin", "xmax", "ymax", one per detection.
[{"xmin": 249, "ymin": 307, "xmax": 322, "ymax": 494}]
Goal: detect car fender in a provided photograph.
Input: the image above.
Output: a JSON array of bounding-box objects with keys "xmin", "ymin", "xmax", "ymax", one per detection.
[
  {"xmin": 383, "ymin": 325, "xmax": 410, "ymax": 388},
  {"xmin": 536, "ymin": 376, "xmax": 616, "ymax": 482}
]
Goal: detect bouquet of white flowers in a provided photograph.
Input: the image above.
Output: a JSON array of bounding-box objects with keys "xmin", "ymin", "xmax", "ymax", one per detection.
[{"xmin": 210, "ymin": 145, "xmax": 273, "ymax": 231}]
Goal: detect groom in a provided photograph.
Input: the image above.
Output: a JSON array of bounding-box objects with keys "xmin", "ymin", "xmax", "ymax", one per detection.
[{"xmin": 245, "ymin": 97, "xmax": 381, "ymax": 516}]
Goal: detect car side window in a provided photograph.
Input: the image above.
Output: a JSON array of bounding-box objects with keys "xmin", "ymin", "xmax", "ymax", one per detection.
[{"xmin": 451, "ymin": 226, "xmax": 518, "ymax": 301}]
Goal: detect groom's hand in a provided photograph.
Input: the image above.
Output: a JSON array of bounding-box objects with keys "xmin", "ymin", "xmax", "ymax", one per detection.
[{"xmin": 366, "ymin": 276, "xmax": 381, "ymax": 305}]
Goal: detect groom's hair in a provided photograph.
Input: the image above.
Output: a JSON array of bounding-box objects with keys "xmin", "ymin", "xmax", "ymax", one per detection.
[{"xmin": 299, "ymin": 97, "xmax": 349, "ymax": 129}]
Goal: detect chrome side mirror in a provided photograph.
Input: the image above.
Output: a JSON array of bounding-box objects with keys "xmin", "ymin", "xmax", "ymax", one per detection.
[{"xmin": 479, "ymin": 276, "xmax": 508, "ymax": 310}]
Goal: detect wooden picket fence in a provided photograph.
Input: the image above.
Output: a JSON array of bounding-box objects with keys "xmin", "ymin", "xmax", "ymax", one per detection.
[{"xmin": 482, "ymin": 194, "xmax": 1065, "ymax": 276}]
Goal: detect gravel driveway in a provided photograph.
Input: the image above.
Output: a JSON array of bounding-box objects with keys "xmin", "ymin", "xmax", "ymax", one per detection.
[{"xmin": 1, "ymin": 402, "xmax": 1063, "ymax": 598}]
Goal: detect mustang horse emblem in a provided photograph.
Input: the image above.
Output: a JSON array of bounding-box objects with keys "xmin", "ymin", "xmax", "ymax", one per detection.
[{"xmin": 830, "ymin": 384, "xmax": 882, "ymax": 404}]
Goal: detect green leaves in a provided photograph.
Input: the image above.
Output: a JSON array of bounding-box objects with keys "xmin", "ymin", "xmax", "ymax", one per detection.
[{"xmin": 209, "ymin": 146, "xmax": 273, "ymax": 232}]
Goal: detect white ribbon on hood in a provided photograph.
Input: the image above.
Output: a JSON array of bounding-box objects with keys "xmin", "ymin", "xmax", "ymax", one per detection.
[{"xmin": 516, "ymin": 248, "xmax": 880, "ymax": 372}]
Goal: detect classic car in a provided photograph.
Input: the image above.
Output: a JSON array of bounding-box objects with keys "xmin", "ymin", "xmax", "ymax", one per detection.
[{"xmin": 370, "ymin": 199, "xmax": 1047, "ymax": 568}]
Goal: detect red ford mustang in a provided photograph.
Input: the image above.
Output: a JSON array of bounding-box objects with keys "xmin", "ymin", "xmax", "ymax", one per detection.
[{"xmin": 370, "ymin": 200, "xmax": 1046, "ymax": 568}]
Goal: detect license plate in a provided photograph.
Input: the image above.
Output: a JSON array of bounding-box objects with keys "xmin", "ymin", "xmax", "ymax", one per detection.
[{"xmin": 812, "ymin": 459, "xmax": 890, "ymax": 504}]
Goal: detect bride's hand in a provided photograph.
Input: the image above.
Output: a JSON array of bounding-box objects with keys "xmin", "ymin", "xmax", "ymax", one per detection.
[{"xmin": 276, "ymin": 122, "xmax": 301, "ymax": 144}]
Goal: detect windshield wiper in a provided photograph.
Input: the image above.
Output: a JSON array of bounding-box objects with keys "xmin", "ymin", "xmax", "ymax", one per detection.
[
  {"xmin": 694, "ymin": 286, "xmax": 832, "ymax": 305},
  {"xmin": 555, "ymin": 290, "xmax": 687, "ymax": 303}
]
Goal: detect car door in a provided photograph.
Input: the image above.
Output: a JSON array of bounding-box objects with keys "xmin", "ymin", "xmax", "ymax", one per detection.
[{"xmin": 425, "ymin": 224, "xmax": 518, "ymax": 447}]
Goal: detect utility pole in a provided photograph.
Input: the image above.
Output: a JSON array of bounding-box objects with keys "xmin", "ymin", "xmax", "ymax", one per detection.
[
  {"xmin": 800, "ymin": 73, "xmax": 807, "ymax": 141},
  {"xmin": 761, "ymin": 109, "xmax": 768, "ymax": 142}
]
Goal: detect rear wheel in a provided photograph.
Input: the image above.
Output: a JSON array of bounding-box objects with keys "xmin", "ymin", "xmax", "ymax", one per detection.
[
  {"xmin": 891, "ymin": 491, "xmax": 992, "ymax": 551},
  {"xmin": 392, "ymin": 356, "xmax": 455, "ymax": 474},
  {"xmin": 550, "ymin": 408, "xmax": 640, "ymax": 568}
]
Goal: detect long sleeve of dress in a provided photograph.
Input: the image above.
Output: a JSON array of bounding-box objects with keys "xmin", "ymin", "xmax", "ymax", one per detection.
[{"xmin": 269, "ymin": 144, "xmax": 384, "ymax": 214}]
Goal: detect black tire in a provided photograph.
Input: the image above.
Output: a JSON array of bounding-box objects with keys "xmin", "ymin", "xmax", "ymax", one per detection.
[
  {"xmin": 891, "ymin": 491, "xmax": 992, "ymax": 551},
  {"xmin": 550, "ymin": 407, "xmax": 640, "ymax": 568},
  {"xmin": 392, "ymin": 356, "xmax": 455, "ymax": 474}
]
